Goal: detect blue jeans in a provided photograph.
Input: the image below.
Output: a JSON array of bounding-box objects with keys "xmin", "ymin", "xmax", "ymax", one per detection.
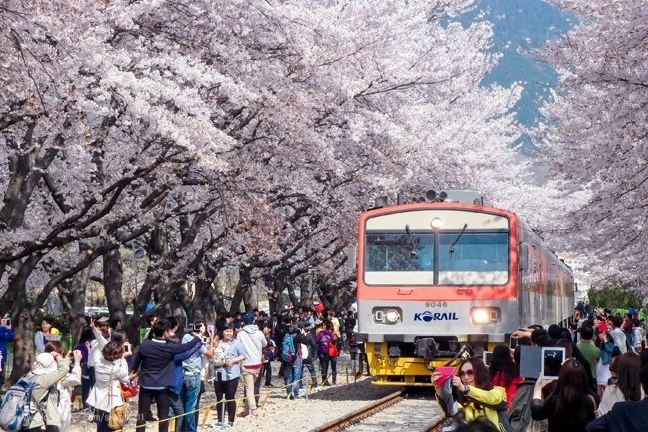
[
  {"xmin": 302, "ymin": 361, "xmax": 317, "ymax": 379},
  {"xmin": 168, "ymin": 392, "xmax": 184, "ymax": 432},
  {"xmin": 283, "ymin": 360, "xmax": 303, "ymax": 397},
  {"xmin": 181, "ymin": 375, "xmax": 201, "ymax": 432}
]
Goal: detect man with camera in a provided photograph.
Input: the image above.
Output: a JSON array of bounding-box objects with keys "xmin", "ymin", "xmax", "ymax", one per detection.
[{"xmin": 181, "ymin": 322, "xmax": 215, "ymax": 432}]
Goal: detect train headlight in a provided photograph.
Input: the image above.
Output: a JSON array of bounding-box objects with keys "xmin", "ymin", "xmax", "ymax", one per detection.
[
  {"xmin": 384, "ymin": 309, "xmax": 401, "ymax": 324},
  {"xmin": 372, "ymin": 307, "xmax": 402, "ymax": 325},
  {"xmin": 431, "ymin": 217, "xmax": 443, "ymax": 229},
  {"xmin": 470, "ymin": 307, "xmax": 501, "ymax": 324}
]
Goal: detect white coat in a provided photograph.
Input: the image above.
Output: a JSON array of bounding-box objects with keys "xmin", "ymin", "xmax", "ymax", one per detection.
[{"xmin": 87, "ymin": 356, "xmax": 129, "ymax": 413}]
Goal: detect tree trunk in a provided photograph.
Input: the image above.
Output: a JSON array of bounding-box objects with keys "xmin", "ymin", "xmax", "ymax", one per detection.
[
  {"xmin": 64, "ymin": 260, "xmax": 91, "ymax": 344},
  {"xmin": 9, "ymin": 309, "xmax": 36, "ymax": 383},
  {"xmin": 104, "ymin": 248, "xmax": 126, "ymax": 324}
]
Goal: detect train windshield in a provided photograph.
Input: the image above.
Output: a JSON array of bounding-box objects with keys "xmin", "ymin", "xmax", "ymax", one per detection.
[
  {"xmin": 364, "ymin": 231, "xmax": 508, "ymax": 286},
  {"xmin": 439, "ymin": 232, "xmax": 508, "ymax": 285}
]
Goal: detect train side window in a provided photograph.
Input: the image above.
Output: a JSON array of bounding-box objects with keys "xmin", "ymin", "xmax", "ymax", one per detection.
[{"xmin": 519, "ymin": 243, "xmax": 529, "ymax": 271}]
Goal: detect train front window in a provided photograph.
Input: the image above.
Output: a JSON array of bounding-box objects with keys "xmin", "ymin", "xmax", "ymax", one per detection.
[
  {"xmin": 365, "ymin": 233, "xmax": 434, "ymax": 285},
  {"xmin": 364, "ymin": 231, "xmax": 509, "ymax": 286},
  {"xmin": 439, "ymin": 232, "xmax": 509, "ymax": 285}
]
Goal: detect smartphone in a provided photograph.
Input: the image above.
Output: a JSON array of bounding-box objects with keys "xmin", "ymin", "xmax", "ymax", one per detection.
[
  {"xmin": 434, "ymin": 366, "xmax": 456, "ymax": 386},
  {"xmin": 483, "ymin": 351, "xmax": 493, "ymax": 366},
  {"xmin": 207, "ymin": 324, "xmax": 215, "ymax": 333},
  {"xmin": 124, "ymin": 343, "xmax": 131, "ymax": 353},
  {"xmin": 541, "ymin": 347, "xmax": 565, "ymax": 380},
  {"xmin": 509, "ymin": 337, "xmax": 518, "ymax": 350}
]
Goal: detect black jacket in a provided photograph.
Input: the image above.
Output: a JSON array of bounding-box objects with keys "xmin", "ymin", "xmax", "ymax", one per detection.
[
  {"xmin": 131, "ymin": 336, "xmax": 200, "ymax": 389},
  {"xmin": 298, "ymin": 332, "xmax": 317, "ymax": 364},
  {"xmin": 586, "ymin": 397, "xmax": 648, "ymax": 432}
]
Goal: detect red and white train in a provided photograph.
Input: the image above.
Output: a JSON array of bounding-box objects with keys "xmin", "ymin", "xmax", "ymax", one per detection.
[{"xmin": 356, "ymin": 191, "xmax": 574, "ymax": 386}]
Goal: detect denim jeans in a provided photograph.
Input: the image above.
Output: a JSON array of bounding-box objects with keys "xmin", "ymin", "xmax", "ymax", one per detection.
[
  {"xmin": 302, "ymin": 361, "xmax": 317, "ymax": 379},
  {"xmin": 283, "ymin": 360, "xmax": 303, "ymax": 397},
  {"xmin": 181, "ymin": 375, "xmax": 202, "ymax": 432},
  {"xmin": 168, "ymin": 392, "xmax": 184, "ymax": 432},
  {"xmin": 318, "ymin": 352, "xmax": 337, "ymax": 383}
]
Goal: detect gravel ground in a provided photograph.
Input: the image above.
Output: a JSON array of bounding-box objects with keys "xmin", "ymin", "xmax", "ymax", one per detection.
[{"xmin": 69, "ymin": 354, "xmax": 401, "ymax": 431}]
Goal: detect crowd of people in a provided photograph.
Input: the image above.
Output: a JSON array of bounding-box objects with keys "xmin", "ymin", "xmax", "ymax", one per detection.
[
  {"xmin": 1, "ymin": 303, "xmax": 646, "ymax": 432},
  {"xmin": 0, "ymin": 306, "xmax": 361, "ymax": 431},
  {"xmin": 434, "ymin": 305, "xmax": 648, "ymax": 432}
]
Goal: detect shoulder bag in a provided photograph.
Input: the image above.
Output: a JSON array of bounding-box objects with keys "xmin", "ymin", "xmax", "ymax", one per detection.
[{"xmin": 107, "ymin": 366, "xmax": 130, "ymax": 430}]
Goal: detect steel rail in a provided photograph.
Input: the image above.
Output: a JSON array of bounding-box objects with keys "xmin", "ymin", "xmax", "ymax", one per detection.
[{"xmin": 313, "ymin": 390, "xmax": 405, "ymax": 432}]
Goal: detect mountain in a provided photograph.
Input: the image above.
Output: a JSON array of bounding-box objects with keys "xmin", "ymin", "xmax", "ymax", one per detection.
[{"xmin": 458, "ymin": 0, "xmax": 575, "ymax": 154}]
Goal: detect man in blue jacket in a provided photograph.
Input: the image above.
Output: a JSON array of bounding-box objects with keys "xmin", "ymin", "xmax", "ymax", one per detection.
[{"xmin": 0, "ymin": 317, "xmax": 14, "ymax": 389}]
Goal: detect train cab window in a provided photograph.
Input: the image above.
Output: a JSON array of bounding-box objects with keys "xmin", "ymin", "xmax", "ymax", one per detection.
[
  {"xmin": 438, "ymin": 232, "xmax": 508, "ymax": 285},
  {"xmin": 365, "ymin": 233, "xmax": 434, "ymax": 284}
]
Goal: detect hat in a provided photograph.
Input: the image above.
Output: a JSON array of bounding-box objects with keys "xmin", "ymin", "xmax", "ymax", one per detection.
[
  {"xmin": 96, "ymin": 317, "xmax": 110, "ymax": 326},
  {"xmin": 242, "ymin": 313, "xmax": 255, "ymax": 325},
  {"xmin": 32, "ymin": 353, "xmax": 57, "ymax": 375}
]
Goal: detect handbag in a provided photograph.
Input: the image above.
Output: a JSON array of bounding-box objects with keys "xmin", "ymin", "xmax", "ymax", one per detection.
[
  {"xmin": 107, "ymin": 366, "xmax": 130, "ymax": 430},
  {"xmin": 328, "ymin": 341, "xmax": 339, "ymax": 357},
  {"xmin": 120, "ymin": 382, "xmax": 138, "ymax": 400}
]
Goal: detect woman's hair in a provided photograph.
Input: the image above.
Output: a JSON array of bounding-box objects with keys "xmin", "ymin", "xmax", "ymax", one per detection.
[
  {"xmin": 455, "ymin": 418, "xmax": 500, "ymax": 432},
  {"xmin": 550, "ymin": 359, "xmax": 593, "ymax": 421},
  {"xmin": 461, "ymin": 358, "xmax": 493, "ymax": 390},
  {"xmin": 79, "ymin": 326, "xmax": 95, "ymax": 343},
  {"xmin": 110, "ymin": 330, "xmax": 127, "ymax": 344},
  {"xmin": 489, "ymin": 344, "xmax": 517, "ymax": 387},
  {"xmin": 615, "ymin": 353, "xmax": 642, "ymax": 402},
  {"xmin": 102, "ymin": 341, "xmax": 125, "ymax": 362},
  {"xmin": 44, "ymin": 341, "xmax": 63, "ymax": 354},
  {"xmin": 218, "ymin": 323, "xmax": 235, "ymax": 339}
]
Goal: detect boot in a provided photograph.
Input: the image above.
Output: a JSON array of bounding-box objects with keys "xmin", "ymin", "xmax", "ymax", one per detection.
[
  {"xmin": 311, "ymin": 377, "xmax": 318, "ymax": 388},
  {"xmin": 322, "ymin": 379, "xmax": 331, "ymax": 386}
]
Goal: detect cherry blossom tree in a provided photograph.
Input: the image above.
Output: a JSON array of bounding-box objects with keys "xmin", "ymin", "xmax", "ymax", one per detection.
[
  {"xmin": 1, "ymin": 0, "xmax": 529, "ymax": 377},
  {"xmin": 538, "ymin": 0, "xmax": 648, "ymax": 289}
]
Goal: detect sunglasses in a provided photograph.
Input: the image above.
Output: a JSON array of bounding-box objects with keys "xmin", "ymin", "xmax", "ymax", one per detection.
[{"xmin": 459, "ymin": 369, "xmax": 474, "ymax": 377}]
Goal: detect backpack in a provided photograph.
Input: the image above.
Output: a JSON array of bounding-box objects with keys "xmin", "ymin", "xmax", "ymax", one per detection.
[
  {"xmin": 281, "ymin": 334, "xmax": 297, "ymax": 363},
  {"xmin": 508, "ymin": 379, "xmax": 549, "ymax": 432},
  {"xmin": 0, "ymin": 376, "xmax": 41, "ymax": 431}
]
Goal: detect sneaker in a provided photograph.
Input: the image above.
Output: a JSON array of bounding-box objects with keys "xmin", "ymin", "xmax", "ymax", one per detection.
[
  {"xmin": 228, "ymin": 422, "xmax": 235, "ymax": 428},
  {"xmin": 265, "ymin": 382, "xmax": 274, "ymax": 387},
  {"xmin": 250, "ymin": 409, "xmax": 258, "ymax": 417},
  {"xmin": 211, "ymin": 421, "xmax": 224, "ymax": 428}
]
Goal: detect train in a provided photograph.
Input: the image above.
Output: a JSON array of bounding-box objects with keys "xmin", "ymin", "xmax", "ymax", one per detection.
[{"xmin": 355, "ymin": 190, "xmax": 574, "ymax": 386}]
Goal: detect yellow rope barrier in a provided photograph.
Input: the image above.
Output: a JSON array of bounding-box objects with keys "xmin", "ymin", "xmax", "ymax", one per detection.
[{"xmin": 110, "ymin": 367, "xmax": 338, "ymax": 430}]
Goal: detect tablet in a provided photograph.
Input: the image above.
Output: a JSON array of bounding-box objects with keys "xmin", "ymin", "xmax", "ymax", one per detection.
[{"xmin": 541, "ymin": 347, "xmax": 565, "ymax": 380}]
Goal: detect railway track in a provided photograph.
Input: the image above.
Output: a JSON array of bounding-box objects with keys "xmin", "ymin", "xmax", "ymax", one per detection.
[{"xmin": 313, "ymin": 390, "xmax": 451, "ymax": 432}]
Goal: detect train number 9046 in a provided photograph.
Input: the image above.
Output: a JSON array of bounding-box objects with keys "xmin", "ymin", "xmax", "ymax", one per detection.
[{"xmin": 425, "ymin": 301, "xmax": 448, "ymax": 308}]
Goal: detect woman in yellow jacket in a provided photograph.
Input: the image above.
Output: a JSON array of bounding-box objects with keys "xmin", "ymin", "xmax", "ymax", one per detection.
[{"xmin": 433, "ymin": 358, "xmax": 507, "ymax": 431}]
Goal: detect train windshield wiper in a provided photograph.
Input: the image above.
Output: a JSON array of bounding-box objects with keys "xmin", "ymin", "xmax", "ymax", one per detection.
[
  {"xmin": 449, "ymin": 223, "xmax": 468, "ymax": 255},
  {"xmin": 405, "ymin": 224, "xmax": 418, "ymax": 257}
]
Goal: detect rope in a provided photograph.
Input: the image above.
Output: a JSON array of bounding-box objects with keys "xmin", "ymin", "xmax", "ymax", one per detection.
[{"xmin": 79, "ymin": 355, "xmax": 349, "ymax": 431}]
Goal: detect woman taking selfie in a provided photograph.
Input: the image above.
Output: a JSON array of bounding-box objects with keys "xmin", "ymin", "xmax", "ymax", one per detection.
[{"xmin": 433, "ymin": 358, "xmax": 507, "ymax": 430}]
